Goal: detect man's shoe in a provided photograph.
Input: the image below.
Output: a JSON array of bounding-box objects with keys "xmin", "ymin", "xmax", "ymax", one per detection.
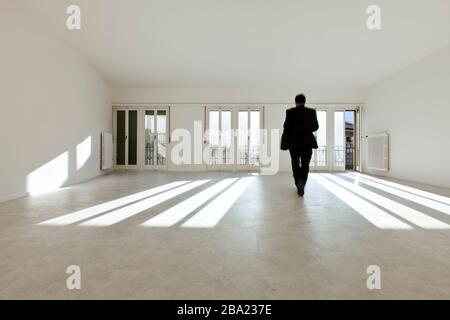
[{"xmin": 296, "ymin": 181, "xmax": 305, "ymax": 197}]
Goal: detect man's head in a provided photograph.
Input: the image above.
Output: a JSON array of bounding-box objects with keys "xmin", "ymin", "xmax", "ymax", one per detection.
[{"xmin": 295, "ymin": 94, "xmax": 306, "ymax": 106}]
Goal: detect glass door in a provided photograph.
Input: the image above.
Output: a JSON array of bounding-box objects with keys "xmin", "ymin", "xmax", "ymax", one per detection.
[
  {"xmin": 206, "ymin": 106, "xmax": 263, "ymax": 171},
  {"xmin": 310, "ymin": 110, "xmax": 328, "ymax": 171},
  {"xmin": 354, "ymin": 106, "xmax": 362, "ymax": 172},
  {"xmin": 144, "ymin": 108, "xmax": 168, "ymax": 170},
  {"xmin": 333, "ymin": 110, "xmax": 346, "ymax": 171},
  {"xmin": 206, "ymin": 107, "xmax": 233, "ymax": 170},
  {"xmin": 344, "ymin": 110, "xmax": 356, "ymax": 170},
  {"xmin": 308, "ymin": 107, "xmax": 358, "ymax": 172},
  {"xmin": 114, "ymin": 109, "xmax": 138, "ymax": 169},
  {"xmin": 237, "ymin": 108, "xmax": 262, "ymax": 171}
]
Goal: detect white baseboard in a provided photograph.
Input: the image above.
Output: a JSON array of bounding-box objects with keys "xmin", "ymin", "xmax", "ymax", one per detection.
[
  {"xmin": 0, "ymin": 192, "xmax": 28, "ymax": 203},
  {"xmin": 168, "ymin": 164, "xmax": 207, "ymax": 172}
]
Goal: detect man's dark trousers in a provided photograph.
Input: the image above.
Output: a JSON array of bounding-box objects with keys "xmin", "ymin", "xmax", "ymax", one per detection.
[{"xmin": 289, "ymin": 147, "xmax": 313, "ymax": 186}]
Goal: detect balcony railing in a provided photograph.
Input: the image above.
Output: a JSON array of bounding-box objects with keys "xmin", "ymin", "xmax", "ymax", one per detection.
[
  {"xmin": 208, "ymin": 145, "xmax": 260, "ymax": 166},
  {"xmin": 238, "ymin": 145, "xmax": 260, "ymax": 166},
  {"xmin": 334, "ymin": 147, "xmax": 345, "ymax": 167},
  {"xmin": 145, "ymin": 133, "xmax": 166, "ymax": 166},
  {"xmin": 345, "ymin": 146, "xmax": 355, "ymax": 169},
  {"xmin": 209, "ymin": 146, "xmax": 232, "ymax": 165},
  {"xmin": 311, "ymin": 146, "xmax": 327, "ymax": 167},
  {"xmin": 310, "ymin": 146, "xmax": 354, "ymax": 168}
]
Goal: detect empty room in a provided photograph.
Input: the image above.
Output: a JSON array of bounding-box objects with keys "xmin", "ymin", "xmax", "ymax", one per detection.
[{"xmin": 1, "ymin": 0, "xmax": 450, "ymax": 305}]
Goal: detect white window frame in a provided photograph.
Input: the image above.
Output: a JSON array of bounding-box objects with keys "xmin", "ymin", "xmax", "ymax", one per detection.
[
  {"xmin": 205, "ymin": 105, "xmax": 264, "ymax": 172},
  {"xmin": 309, "ymin": 105, "xmax": 360, "ymax": 172},
  {"xmin": 142, "ymin": 107, "xmax": 169, "ymax": 171}
]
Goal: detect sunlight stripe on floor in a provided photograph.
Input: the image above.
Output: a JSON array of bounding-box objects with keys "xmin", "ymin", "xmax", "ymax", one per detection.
[
  {"xmin": 79, "ymin": 180, "xmax": 209, "ymax": 226},
  {"xmin": 349, "ymin": 172, "xmax": 450, "ymax": 205},
  {"xmin": 38, "ymin": 181, "xmax": 189, "ymax": 226},
  {"xmin": 324, "ymin": 174, "xmax": 450, "ymax": 230},
  {"xmin": 141, "ymin": 178, "xmax": 238, "ymax": 227},
  {"xmin": 343, "ymin": 173, "xmax": 450, "ymax": 216},
  {"xmin": 181, "ymin": 177, "xmax": 254, "ymax": 228},
  {"xmin": 312, "ymin": 174, "xmax": 412, "ymax": 230}
]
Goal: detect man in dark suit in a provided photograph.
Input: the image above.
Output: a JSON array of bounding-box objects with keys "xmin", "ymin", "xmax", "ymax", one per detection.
[{"xmin": 281, "ymin": 94, "xmax": 319, "ymax": 196}]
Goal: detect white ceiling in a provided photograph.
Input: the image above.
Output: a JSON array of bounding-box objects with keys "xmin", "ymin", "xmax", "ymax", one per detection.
[{"xmin": 17, "ymin": 0, "xmax": 450, "ymax": 90}]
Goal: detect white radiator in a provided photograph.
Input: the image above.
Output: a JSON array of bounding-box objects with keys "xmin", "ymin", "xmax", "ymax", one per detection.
[
  {"xmin": 367, "ymin": 133, "xmax": 389, "ymax": 171},
  {"xmin": 101, "ymin": 132, "xmax": 113, "ymax": 170}
]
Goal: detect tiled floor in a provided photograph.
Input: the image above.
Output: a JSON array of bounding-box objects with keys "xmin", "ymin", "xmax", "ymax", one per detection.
[{"xmin": 1, "ymin": 171, "xmax": 450, "ymax": 299}]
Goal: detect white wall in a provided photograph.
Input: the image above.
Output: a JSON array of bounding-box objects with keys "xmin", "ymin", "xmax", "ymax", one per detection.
[
  {"xmin": 113, "ymin": 87, "xmax": 365, "ymax": 105},
  {"xmin": 0, "ymin": 2, "xmax": 112, "ymax": 202},
  {"xmin": 363, "ymin": 44, "xmax": 450, "ymax": 188}
]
